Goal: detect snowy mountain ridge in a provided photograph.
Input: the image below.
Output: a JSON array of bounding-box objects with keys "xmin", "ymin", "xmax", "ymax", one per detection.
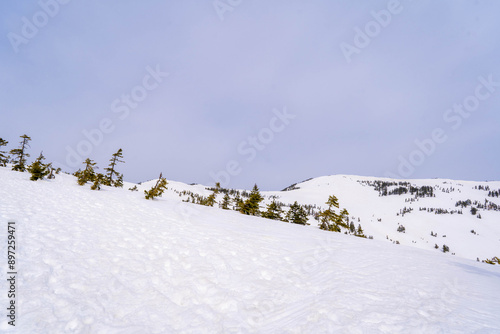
[
  {"xmin": 137, "ymin": 173, "xmax": 500, "ymax": 262},
  {"xmin": 1, "ymin": 167, "xmax": 500, "ymax": 332}
]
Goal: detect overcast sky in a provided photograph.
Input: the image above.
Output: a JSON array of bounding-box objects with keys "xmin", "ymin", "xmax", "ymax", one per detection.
[{"xmin": 1, "ymin": 0, "xmax": 499, "ymax": 190}]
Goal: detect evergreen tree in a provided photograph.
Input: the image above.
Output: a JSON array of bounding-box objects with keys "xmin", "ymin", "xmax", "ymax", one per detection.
[
  {"xmin": 355, "ymin": 224, "xmax": 366, "ymax": 238},
  {"xmin": 144, "ymin": 173, "xmax": 168, "ymax": 200},
  {"xmin": 0, "ymin": 138, "xmax": 9, "ymax": 167},
  {"xmin": 91, "ymin": 173, "xmax": 106, "ymax": 190},
  {"xmin": 10, "ymin": 134, "xmax": 31, "ymax": 172},
  {"xmin": 220, "ymin": 193, "xmax": 231, "ymax": 210},
  {"xmin": 349, "ymin": 221, "xmax": 355, "ymax": 234},
  {"xmin": 104, "ymin": 148, "xmax": 124, "ymax": 187},
  {"xmin": 45, "ymin": 163, "xmax": 60, "ymax": 179},
  {"xmin": 262, "ymin": 201, "xmax": 284, "ymax": 221},
  {"xmin": 202, "ymin": 184, "xmax": 219, "ymax": 207},
  {"xmin": 27, "ymin": 152, "xmax": 50, "ymax": 181},
  {"xmin": 318, "ymin": 195, "xmax": 340, "ymax": 231},
  {"xmin": 336, "ymin": 208, "xmax": 350, "ymax": 229},
  {"xmin": 74, "ymin": 158, "xmax": 98, "ymax": 186},
  {"xmin": 285, "ymin": 201, "xmax": 308, "ymax": 225},
  {"xmin": 46, "ymin": 163, "xmax": 55, "ymax": 179},
  {"xmin": 240, "ymin": 184, "xmax": 264, "ymax": 215},
  {"xmin": 326, "ymin": 195, "xmax": 340, "ymax": 209},
  {"xmin": 233, "ymin": 194, "xmax": 244, "ymax": 211},
  {"xmin": 114, "ymin": 174, "xmax": 124, "ymax": 188},
  {"xmin": 205, "ymin": 193, "xmax": 217, "ymax": 207}
]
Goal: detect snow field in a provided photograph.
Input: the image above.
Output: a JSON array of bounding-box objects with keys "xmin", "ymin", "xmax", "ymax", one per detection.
[{"xmin": 0, "ymin": 168, "xmax": 499, "ymax": 332}]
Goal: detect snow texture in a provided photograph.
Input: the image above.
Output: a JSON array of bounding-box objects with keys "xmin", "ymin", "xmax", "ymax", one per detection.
[{"xmin": 1, "ymin": 167, "xmax": 499, "ymax": 333}]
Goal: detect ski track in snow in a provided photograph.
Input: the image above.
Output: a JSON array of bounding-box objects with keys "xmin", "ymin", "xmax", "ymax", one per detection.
[{"xmin": 1, "ymin": 168, "xmax": 500, "ymax": 333}]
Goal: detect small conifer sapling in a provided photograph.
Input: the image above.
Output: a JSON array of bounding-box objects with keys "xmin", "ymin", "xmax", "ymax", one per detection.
[
  {"xmin": 204, "ymin": 184, "xmax": 219, "ymax": 207},
  {"xmin": 91, "ymin": 173, "xmax": 106, "ymax": 190},
  {"xmin": 0, "ymin": 138, "xmax": 9, "ymax": 167},
  {"xmin": 27, "ymin": 152, "xmax": 49, "ymax": 181},
  {"xmin": 74, "ymin": 158, "xmax": 98, "ymax": 186},
  {"xmin": 220, "ymin": 193, "xmax": 231, "ymax": 210},
  {"xmin": 10, "ymin": 134, "xmax": 31, "ymax": 172},
  {"xmin": 144, "ymin": 173, "xmax": 168, "ymax": 200},
  {"xmin": 240, "ymin": 184, "xmax": 264, "ymax": 216},
  {"xmin": 318, "ymin": 195, "xmax": 340, "ymax": 231},
  {"xmin": 104, "ymin": 148, "xmax": 125, "ymax": 187},
  {"xmin": 355, "ymin": 224, "xmax": 367, "ymax": 238},
  {"xmin": 285, "ymin": 201, "xmax": 309, "ymax": 225},
  {"xmin": 262, "ymin": 201, "xmax": 284, "ymax": 221}
]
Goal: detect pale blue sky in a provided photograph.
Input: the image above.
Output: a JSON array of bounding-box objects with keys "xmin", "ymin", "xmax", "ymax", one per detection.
[{"xmin": 1, "ymin": 0, "xmax": 499, "ymax": 190}]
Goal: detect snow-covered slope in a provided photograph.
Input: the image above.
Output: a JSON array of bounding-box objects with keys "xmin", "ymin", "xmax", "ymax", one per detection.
[
  {"xmin": 1, "ymin": 168, "xmax": 500, "ymax": 333},
  {"xmin": 139, "ymin": 174, "xmax": 500, "ymax": 262},
  {"xmin": 265, "ymin": 175, "xmax": 500, "ymax": 261}
]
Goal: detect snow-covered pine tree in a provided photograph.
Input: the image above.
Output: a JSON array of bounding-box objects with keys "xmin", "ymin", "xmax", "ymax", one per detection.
[
  {"xmin": 10, "ymin": 134, "xmax": 31, "ymax": 172},
  {"xmin": 27, "ymin": 152, "xmax": 49, "ymax": 181},
  {"xmin": 0, "ymin": 138, "xmax": 9, "ymax": 166},
  {"xmin": 104, "ymin": 149, "xmax": 124, "ymax": 187}
]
